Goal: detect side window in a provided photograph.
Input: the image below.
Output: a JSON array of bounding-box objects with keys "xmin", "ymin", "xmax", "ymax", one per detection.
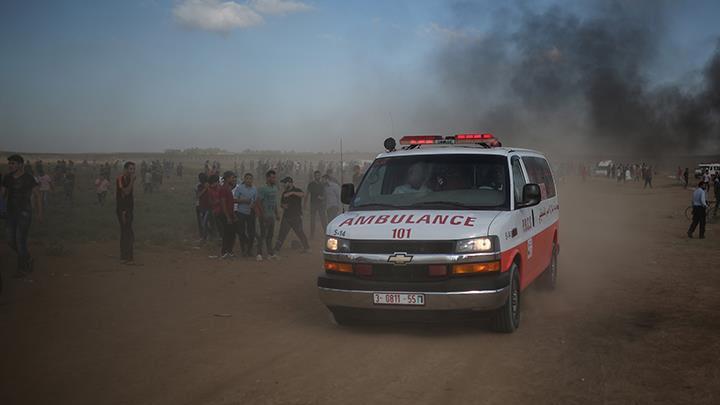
[
  {"xmin": 522, "ymin": 157, "xmax": 556, "ymax": 200},
  {"xmin": 511, "ymin": 156, "xmax": 526, "ymax": 205}
]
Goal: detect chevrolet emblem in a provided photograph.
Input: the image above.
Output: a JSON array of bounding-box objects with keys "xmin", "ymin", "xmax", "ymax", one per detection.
[{"xmin": 387, "ymin": 252, "xmax": 413, "ymax": 266}]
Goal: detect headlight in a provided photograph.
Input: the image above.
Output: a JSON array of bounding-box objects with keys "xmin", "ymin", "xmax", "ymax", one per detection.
[
  {"xmin": 456, "ymin": 237, "xmax": 496, "ymax": 253},
  {"xmin": 325, "ymin": 237, "xmax": 351, "ymax": 252}
]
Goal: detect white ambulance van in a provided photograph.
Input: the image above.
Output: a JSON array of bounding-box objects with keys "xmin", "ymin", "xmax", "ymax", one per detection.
[{"xmin": 317, "ymin": 134, "xmax": 560, "ymax": 333}]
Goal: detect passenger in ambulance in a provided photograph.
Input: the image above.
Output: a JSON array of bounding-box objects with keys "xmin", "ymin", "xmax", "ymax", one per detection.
[
  {"xmin": 393, "ymin": 161, "xmax": 430, "ymax": 194},
  {"xmin": 477, "ymin": 166, "xmax": 505, "ymax": 191}
]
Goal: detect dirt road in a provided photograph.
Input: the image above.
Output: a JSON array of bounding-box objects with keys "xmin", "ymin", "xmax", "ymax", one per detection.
[{"xmin": 1, "ymin": 178, "xmax": 719, "ymax": 405}]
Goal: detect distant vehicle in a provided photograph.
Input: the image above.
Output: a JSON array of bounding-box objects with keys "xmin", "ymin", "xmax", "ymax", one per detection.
[
  {"xmin": 593, "ymin": 160, "xmax": 613, "ymax": 177},
  {"xmin": 693, "ymin": 163, "xmax": 720, "ymax": 179},
  {"xmin": 318, "ymin": 133, "xmax": 560, "ymax": 333}
]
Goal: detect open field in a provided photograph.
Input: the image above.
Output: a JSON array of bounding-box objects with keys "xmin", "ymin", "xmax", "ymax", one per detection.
[{"xmin": 1, "ymin": 174, "xmax": 720, "ymax": 405}]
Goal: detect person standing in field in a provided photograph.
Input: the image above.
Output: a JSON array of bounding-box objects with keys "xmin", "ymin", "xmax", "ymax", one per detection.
[
  {"xmin": 233, "ymin": 173, "xmax": 257, "ymax": 258},
  {"xmin": 256, "ymin": 170, "xmax": 280, "ymax": 260},
  {"xmin": 2, "ymin": 154, "xmax": 42, "ymax": 277},
  {"xmin": 305, "ymin": 170, "xmax": 326, "ymax": 239},
  {"xmin": 195, "ymin": 172, "xmax": 211, "ymax": 241},
  {"xmin": 274, "ymin": 177, "xmax": 310, "ymax": 254},
  {"xmin": 95, "ymin": 175, "xmax": 110, "ymax": 206},
  {"xmin": 207, "ymin": 174, "xmax": 223, "ymax": 245},
  {"xmin": 643, "ymin": 165, "xmax": 653, "ymax": 188},
  {"xmin": 323, "ymin": 174, "xmax": 341, "ymax": 221},
  {"xmin": 687, "ymin": 181, "xmax": 708, "ymax": 239},
  {"xmin": 116, "ymin": 161, "xmax": 136, "ymax": 264},
  {"xmin": 683, "ymin": 168, "xmax": 689, "ymax": 189},
  {"xmin": 144, "ymin": 169, "xmax": 153, "ymax": 194},
  {"xmin": 37, "ymin": 170, "xmax": 53, "ymax": 211},
  {"xmin": 218, "ymin": 171, "xmax": 238, "ymax": 259},
  {"xmin": 64, "ymin": 170, "xmax": 76, "ymax": 204}
]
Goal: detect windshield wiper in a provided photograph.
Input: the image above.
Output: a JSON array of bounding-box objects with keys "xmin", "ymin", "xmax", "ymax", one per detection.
[{"xmin": 411, "ymin": 201, "xmax": 476, "ymax": 209}]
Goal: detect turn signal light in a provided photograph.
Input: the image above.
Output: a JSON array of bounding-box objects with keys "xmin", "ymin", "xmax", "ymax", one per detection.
[
  {"xmin": 452, "ymin": 261, "xmax": 501, "ymax": 275},
  {"xmin": 324, "ymin": 261, "xmax": 353, "ymax": 274}
]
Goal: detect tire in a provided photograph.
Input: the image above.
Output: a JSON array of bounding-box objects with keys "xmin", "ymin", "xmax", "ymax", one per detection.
[
  {"xmin": 492, "ymin": 265, "xmax": 520, "ymax": 333},
  {"xmin": 330, "ymin": 308, "xmax": 359, "ymax": 326},
  {"xmin": 685, "ymin": 206, "xmax": 693, "ymax": 221},
  {"xmin": 540, "ymin": 245, "xmax": 558, "ymax": 290}
]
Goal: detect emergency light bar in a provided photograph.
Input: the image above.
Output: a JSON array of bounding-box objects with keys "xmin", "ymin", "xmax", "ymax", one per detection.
[
  {"xmin": 399, "ymin": 135, "xmax": 443, "ymax": 145},
  {"xmin": 455, "ymin": 133, "xmax": 495, "ymax": 141},
  {"xmin": 397, "ymin": 133, "xmax": 500, "ymax": 147}
]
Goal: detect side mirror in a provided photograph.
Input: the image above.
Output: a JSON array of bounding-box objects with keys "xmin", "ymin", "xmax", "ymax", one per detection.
[
  {"xmin": 517, "ymin": 183, "xmax": 541, "ymax": 208},
  {"xmin": 341, "ymin": 183, "xmax": 355, "ymax": 205}
]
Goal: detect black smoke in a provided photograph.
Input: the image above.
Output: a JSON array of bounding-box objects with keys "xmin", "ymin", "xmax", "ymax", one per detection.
[{"xmin": 434, "ymin": 1, "xmax": 720, "ymax": 155}]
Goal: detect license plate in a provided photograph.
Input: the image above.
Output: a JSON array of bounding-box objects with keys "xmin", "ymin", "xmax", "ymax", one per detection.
[{"xmin": 373, "ymin": 293, "xmax": 425, "ymax": 306}]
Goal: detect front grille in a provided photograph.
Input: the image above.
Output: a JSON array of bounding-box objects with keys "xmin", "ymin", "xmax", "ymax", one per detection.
[
  {"xmin": 363, "ymin": 264, "xmax": 447, "ymax": 282},
  {"xmin": 350, "ymin": 240, "xmax": 455, "ymax": 254}
]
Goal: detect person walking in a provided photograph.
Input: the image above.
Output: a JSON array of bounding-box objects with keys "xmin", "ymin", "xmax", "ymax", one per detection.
[
  {"xmin": 323, "ymin": 174, "xmax": 341, "ymax": 221},
  {"xmin": 218, "ymin": 171, "xmax": 238, "ymax": 259},
  {"xmin": 257, "ymin": 170, "xmax": 280, "ymax": 260},
  {"xmin": 687, "ymin": 181, "xmax": 708, "ymax": 239},
  {"xmin": 116, "ymin": 161, "xmax": 136, "ymax": 264},
  {"xmin": 305, "ymin": 170, "xmax": 326, "ymax": 238},
  {"xmin": 643, "ymin": 165, "xmax": 653, "ymax": 189},
  {"xmin": 2, "ymin": 154, "xmax": 42, "ymax": 277},
  {"xmin": 233, "ymin": 173, "xmax": 257, "ymax": 258},
  {"xmin": 274, "ymin": 177, "xmax": 310, "ymax": 254},
  {"xmin": 683, "ymin": 168, "xmax": 689, "ymax": 189}
]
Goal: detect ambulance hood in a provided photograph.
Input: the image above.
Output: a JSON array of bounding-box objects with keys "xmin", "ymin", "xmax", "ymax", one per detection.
[{"xmin": 326, "ymin": 210, "xmax": 500, "ymax": 240}]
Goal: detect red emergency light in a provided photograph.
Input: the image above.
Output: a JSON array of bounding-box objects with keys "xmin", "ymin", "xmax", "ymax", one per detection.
[
  {"xmin": 455, "ymin": 133, "xmax": 495, "ymax": 141},
  {"xmin": 399, "ymin": 135, "xmax": 443, "ymax": 145},
  {"xmin": 454, "ymin": 133, "xmax": 501, "ymax": 146}
]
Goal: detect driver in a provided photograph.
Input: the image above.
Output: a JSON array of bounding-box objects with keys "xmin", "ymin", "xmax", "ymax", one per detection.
[
  {"xmin": 477, "ymin": 166, "xmax": 504, "ymax": 191},
  {"xmin": 393, "ymin": 161, "xmax": 430, "ymax": 194}
]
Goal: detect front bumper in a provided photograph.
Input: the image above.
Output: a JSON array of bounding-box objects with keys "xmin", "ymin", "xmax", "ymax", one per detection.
[{"xmin": 317, "ymin": 272, "xmax": 510, "ymax": 311}]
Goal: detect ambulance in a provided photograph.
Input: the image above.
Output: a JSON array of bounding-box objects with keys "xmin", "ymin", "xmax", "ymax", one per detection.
[{"xmin": 317, "ymin": 134, "xmax": 560, "ymax": 333}]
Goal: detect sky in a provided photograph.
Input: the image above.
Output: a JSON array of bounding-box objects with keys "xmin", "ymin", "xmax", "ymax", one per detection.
[{"xmin": 1, "ymin": 0, "xmax": 719, "ymax": 154}]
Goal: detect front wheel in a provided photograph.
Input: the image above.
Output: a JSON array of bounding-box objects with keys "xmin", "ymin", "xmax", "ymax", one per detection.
[
  {"xmin": 329, "ymin": 308, "xmax": 360, "ymax": 326},
  {"xmin": 491, "ymin": 265, "xmax": 520, "ymax": 333}
]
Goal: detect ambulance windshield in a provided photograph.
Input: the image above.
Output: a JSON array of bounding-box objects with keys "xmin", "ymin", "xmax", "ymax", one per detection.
[{"xmin": 351, "ymin": 154, "xmax": 509, "ymax": 211}]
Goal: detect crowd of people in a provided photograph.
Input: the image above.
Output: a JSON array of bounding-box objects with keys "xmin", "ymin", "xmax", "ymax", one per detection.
[
  {"xmin": 194, "ymin": 164, "xmax": 348, "ymax": 261},
  {"xmin": 3, "ymin": 151, "xmax": 715, "ymax": 284},
  {"xmin": 0, "ymin": 153, "xmax": 365, "ymax": 280}
]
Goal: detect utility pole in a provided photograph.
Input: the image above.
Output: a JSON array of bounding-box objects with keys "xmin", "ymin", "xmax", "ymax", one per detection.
[{"xmin": 340, "ymin": 137, "xmax": 344, "ymax": 185}]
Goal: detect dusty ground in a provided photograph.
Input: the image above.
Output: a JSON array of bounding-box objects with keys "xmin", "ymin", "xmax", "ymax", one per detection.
[{"xmin": 1, "ymin": 177, "xmax": 719, "ymax": 405}]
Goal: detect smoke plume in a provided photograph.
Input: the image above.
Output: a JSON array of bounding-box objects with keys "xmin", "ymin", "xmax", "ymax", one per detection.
[{"xmin": 434, "ymin": 1, "xmax": 720, "ymax": 155}]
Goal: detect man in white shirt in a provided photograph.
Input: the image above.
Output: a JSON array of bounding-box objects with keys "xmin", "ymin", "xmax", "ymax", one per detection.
[
  {"xmin": 702, "ymin": 170, "xmax": 711, "ymax": 185},
  {"xmin": 323, "ymin": 175, "xmax": 342, "ymax": 220},
  {"xmin": 687, "ymin": 181, "xmax": 708, "ymax": 239}
]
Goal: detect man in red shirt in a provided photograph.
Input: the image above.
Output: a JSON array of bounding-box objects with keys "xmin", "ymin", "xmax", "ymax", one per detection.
[
  {"xmin": 207, "ymin": 174, "xmax": 221, "ymax": 243},
  {"xmin": 217, "ymin": 171, "xmax": 238, "ymax": 258}
]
